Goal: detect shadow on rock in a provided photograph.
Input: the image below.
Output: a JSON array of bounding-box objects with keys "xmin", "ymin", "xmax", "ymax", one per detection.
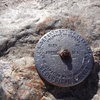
[{"xmin": 44, "ymin": 62, "xmax": 100, "ymax": 100}]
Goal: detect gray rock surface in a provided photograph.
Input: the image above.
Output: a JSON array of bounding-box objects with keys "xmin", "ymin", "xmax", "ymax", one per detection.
[{"xmin": 0, "ymin": 0, "xmax": 100, "ymax": 100}]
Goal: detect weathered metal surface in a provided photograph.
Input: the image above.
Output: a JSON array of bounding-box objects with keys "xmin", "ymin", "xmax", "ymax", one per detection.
[{"xmin": 34, "ymin": 29, "xmax": 93, "ymax": 87}]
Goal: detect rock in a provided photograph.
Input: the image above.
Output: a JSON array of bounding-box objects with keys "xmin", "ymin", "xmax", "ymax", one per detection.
[
  {"xmin": 0, "ymin": 0, "xmax": 100, "ymax": 100},
  {"xmin": 93, "ymin": 48, "xmax": 100, "ymax": 63},
  {"xmin": 40, "ymin": 93, "xmax": 56, "ymax": 100},
  {"xmin": 92, "ymin": 94, "xmax": 100, "ymax": 100},
  {"xmin": 41, "ymin": 96, "xmax": 55, "ymax": 100},
  {"xmin": 0, "ymin": 0, "xmax": 100, "ymax": 60},
  {"xmin": 0, "ymin": 57, "xmax": 44, "ymax": 100}
]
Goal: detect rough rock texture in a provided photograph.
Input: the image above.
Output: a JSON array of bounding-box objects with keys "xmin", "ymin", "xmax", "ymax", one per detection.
[
  {"xmin": 0, "ymin": 0, "xmax": 100, "ymax": 100},
  {"xmin": 0, "ymin": 57, "xmax": 45, "ymax": 100}
]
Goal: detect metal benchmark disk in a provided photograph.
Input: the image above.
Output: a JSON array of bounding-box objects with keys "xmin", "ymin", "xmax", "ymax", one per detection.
[{"xmin": 34, "ymin": 29, "xmax": 93, "ymax": 87}]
